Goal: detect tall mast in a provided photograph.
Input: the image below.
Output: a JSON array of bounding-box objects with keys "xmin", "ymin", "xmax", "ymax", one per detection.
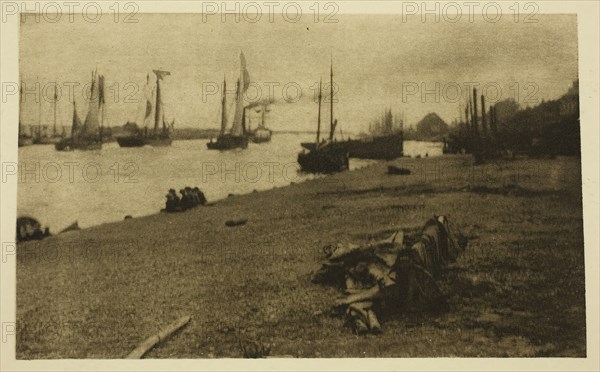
[
  {"xmin": 329, "ymin": 58, "xmax": 334, "ymax": 141},
  {"xmin": 316, "ymin": 77, "xmax": 322, "ymax": 144},
  {"xmin": 71, "ymin": 100, "xmax": 80, "ymax": 144},
  {"xmin": 100, "ymin": 91, "xmax": 105, "ymax": 130},
  {"xmin": 220, "ymin": 75, "xmax": 227, "ymax": 134},
  {"xmin": 144, "ymin": 73, "xmax": 150, "ymax": 129},
  {"xmin": 154, "ymin": 74, "xmax": 161, "ymax": 134},
  {"xmin": 19, "ymin": 85, "xmax": 23, "ymax": 135},
  {"xmin": 151, "ymin": 69, "xmax": 171, "ymax": 134},
  {"xmin": 241, "ymin": 105, "xmax": 247, "ymax": 134},
  {"xmin": 53, "ymin": 85, "xmax": 57, "ymax": 136},
  {"xmin": 37, "ymin": 82, "xmax": 42, "ymax": 128}
]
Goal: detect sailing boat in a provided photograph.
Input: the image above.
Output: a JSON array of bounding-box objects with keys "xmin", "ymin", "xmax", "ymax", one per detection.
[
  {"xmin": 298, "ymin": 62, "xmax": 349, "ymax": 173},
  {"xmin": 207, "ymin": 52, "xmax": 250, "ymax": 150},
  {"xmin": 18, "ymin": 85, "xmax": 33, "ymax": 147},
  {"xmin": 249, "ymin": 103, "xmax": 272, "ymax": 143},
  {"xmin": 55, "ymin": 70, "xmax": 104, "ymax": 151},
  {"xmin": 55, "ymin": 101, "xmax": 84, "ymax": 151},
  {"xmin": 36, "ymin": 85, "xmax": 65, "ymax": 145},
  {"xmin": 116, "ymin": 70, "xmax": 172, "ymax": 147},
  {"xmin": 144, "ymin": 69, "xmax": 172, "ymax": 146}
]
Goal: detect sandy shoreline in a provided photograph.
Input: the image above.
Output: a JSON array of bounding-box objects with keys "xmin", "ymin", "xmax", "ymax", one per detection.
[{"xmin": 16, "ymin": 155, "xmax": 586, "ymax": 358}]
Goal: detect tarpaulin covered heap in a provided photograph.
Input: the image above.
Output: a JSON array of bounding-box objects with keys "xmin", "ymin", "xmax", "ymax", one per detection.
[{"xmin": 312, "ymin": 215, "xmax": 468, "ymax": 335}]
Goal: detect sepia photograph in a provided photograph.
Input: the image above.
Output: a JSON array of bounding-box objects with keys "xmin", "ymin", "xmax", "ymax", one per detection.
[{"xmin": 1, "ymin": 0, "xmax": 598, "ymax": 369}]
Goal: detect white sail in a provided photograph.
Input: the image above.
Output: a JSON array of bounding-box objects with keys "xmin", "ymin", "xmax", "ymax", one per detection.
[
  {"xmin": 137, "ymin": 74, "xmax": 154, "ymax": 129},
  {"xmin": 230, "ymin": 51, "xmax": 250, "ymax": 137},
  {"xmin": 81, "ymin": 70, "xmax": 101, "ymax": 138},
  {"xmin": 153, "ymin": 69, "xmax": 170, "ymax": 134}
]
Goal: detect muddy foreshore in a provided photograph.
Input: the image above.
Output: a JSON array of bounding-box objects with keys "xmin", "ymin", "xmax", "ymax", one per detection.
[{"xmin": 16, "ymin": 155, "xmax": 586, "ymax": 358}]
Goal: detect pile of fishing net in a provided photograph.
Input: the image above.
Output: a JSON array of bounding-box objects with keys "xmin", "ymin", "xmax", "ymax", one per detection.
[{"xmin": 312, "ymin": 215, "xmax": 467, "ymax": 335}]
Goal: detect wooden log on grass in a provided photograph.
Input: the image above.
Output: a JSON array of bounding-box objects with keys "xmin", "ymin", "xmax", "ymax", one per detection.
[
  {"xmin": 336, "ymin": 285, "xmax": 381, "ymax": 306},
  {"xmin": 126, "ymin": 315, "xmax": 191, "ymax": 359}
]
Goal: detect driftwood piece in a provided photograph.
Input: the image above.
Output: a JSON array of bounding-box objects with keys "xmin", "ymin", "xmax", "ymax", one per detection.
[
  {"xmin": 126, "ymin": 316, "xmax": 191, "ymax": 359},
  {"xmin": 225, "ymin": 219, "xmax": 248, "ymax": 227},
  {"xmin": 367, "ymin": 309, "xmax": 381, "ymax": 333},
  {"xmin": 387, "ymin": 165, "xmax": 411, "ymax": 175},
  {"xmin": 336, "ymin": 285, "xmax": 381, "ymax": 306}
]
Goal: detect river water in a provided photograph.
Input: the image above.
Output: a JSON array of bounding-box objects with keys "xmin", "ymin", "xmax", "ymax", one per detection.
[
  {"xmin": 17, "ymin": 135, "xmax": 442, "ymax": 232},
  {"xmin": 403, "ymin": 140, "xmax": 444, "ymax": 158}
]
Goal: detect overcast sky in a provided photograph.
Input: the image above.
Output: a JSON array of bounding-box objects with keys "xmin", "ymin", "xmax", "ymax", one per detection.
[{"xmin": 20, "ymin": 13, "xmax": 578, "ymax": 133}]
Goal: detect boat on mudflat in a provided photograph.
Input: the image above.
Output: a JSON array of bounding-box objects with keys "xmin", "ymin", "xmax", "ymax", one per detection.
[
  {"xmin": 301, "ymin": 133, "xmax": 403, "ymax": 160},
  {"xmin": 298, "ymin": 63, "xmax": 349, "ymax": 174},
  {"xmin": 342, "ymin": 133, "xmax": 403, "ymax": 160}
]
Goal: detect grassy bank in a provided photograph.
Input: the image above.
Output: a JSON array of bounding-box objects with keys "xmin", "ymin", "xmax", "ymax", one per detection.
[{"xmin": 16, "ymin": 155, "xmax": 586, "ymax": 358}]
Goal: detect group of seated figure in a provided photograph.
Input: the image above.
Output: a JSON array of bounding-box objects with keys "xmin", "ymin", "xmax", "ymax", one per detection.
[
  {"xmin": 16, "ymin": 217, "xmax": 51, "ymax": 242},
  {"xmin": 163, "ymin": 187, "xmax": 207, "ymax": 213}
]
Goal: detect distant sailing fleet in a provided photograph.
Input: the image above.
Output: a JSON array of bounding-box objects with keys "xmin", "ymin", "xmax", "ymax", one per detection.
[{"xmin": 18, "ymin": 51, "xmax": 403, "ymax": 174}]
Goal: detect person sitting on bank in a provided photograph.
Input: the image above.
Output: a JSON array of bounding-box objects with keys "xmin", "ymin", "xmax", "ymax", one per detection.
[
  {"xmin": 185, "ymin": 186, "xmax": 197, "ymax": 207},
  {"xmin": 165, "ymin": 189, "xmax": 180, "ymax": 212},
  {"xmin": 180, "ymin": 188, "xmax": 193, "ymax": 211},
  {"xmin": 194, "ymin": 187, "xmax": 207, "ymax": 205}
]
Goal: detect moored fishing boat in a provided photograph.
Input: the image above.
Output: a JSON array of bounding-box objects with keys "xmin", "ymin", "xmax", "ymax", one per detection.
[
  {"xmin": 18, "ymin": 85, "xmax": 33, "ymax": 147},
  {"xmin": 301, "ymin": 116, "xmax": 404, "ymax": 160},
  {"xmin": 249, "ymin": 103, "xmax": 272, "ymax": 143},
  {"xmin": 298, "ymin": 64, "xmax": 349, "ymax": 174},
  {"xmin": 207, "ymin": 52, "xmax": 250, "ymax": 150},
  {"xmin": 116, "ymin": 70, "xmax": 173, "ymax": 147},
  {"xmin": 35, "ymin": 86, "xmax": 65, "ymax": 145},
  {"xmin": 343, "ymin": 132, "xmax": 403, "ymax": 160},
  {"xmin": 116, "ymin": 135, "xmax": 145, "ymax": 147},
  {"xmin": 55, "ymin": 70, "xmax": 105, "ymax": 151}
]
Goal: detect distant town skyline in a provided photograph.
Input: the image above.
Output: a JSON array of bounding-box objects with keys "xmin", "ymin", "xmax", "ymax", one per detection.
[{"xmin": 20, "ymin": 13, "xmax": 578, "ymax": 133}]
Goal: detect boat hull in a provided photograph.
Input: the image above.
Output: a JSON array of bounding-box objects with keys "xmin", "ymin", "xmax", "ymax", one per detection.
[
  {"xmin": 301, "ymin": 133, "xmax": 403, "ymax": 160},
  {"xmin": 34, "ymin": 136, "xmax": 63, "ymax": 145},
  {"xmin": 116, "ymin": 136, "xmax": 146, "ymax": 147},
  {"xmin": 345, "ymin": 133, "xmax": 404, "ymax": 160},
  {"xmin": 116, "ymin": 135, "xmax": 172, "ymax": 147},
  {"xmin": 250, "ymin": 128, "xmax": 272, "ymax": 143},
  {"xmin": 297, "ymin": 147, "xmax": 349, "ymax": 174},
  {"xmin": 250, "ymin": 135, "xmax": 271, "ymax": 143},
  {"xmin": 18, "ymin": 137, "xmax": 34, "ymax": 147},
  {"xmin": 207, "ymin": 134, "xmax": 248, "ymax": 150},
  {"xmin": 55, "ymin": 138, "xmax": 102, "ymax": 151}
]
